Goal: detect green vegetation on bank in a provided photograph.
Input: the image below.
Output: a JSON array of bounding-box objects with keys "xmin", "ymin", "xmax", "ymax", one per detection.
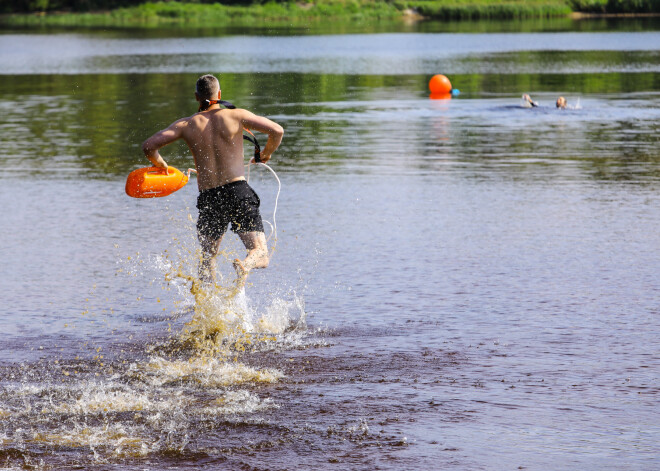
[
  {"xmin": 1, "ymin": 0, "xmax": 658, "ymax": 27},
  {"xmin": 569, "ymin": 0, "xmax": 659, "ymax": 14},
  {"xmin": 404, "ymin": 0, "xmax": 571, "ymax": 20},
  {"xmin": 2, "ymin": 1, "xmax": 403, "ymax": 27}
]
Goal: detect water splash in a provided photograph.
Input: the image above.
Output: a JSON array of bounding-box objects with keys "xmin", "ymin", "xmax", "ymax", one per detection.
[
  {"xmin": 0, "ymin": 364, "xmax": 283, "ymax": 464},
  {"xmin": 145, "ymin": 226, "xmax": 308, "ymax": 355},
  {"xmin": 31, "ymin": 424, "xmax": 153, "ymax": 458},
  {"xmin": 129, "ymin": 356, "xmax": 284, "ymax": 388},
  {"xmin": 0, "ymin": 210, "xmax": 310, "ymax": 468}
]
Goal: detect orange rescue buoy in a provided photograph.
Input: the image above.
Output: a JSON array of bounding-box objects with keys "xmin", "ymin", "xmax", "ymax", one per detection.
[
  {"xmin": 429, "ymin": 74, "xmax": 452, "ymax": 95},
  {"xmin": 125, "ymin": 166, "xmax": 189, "ymax": 198}
]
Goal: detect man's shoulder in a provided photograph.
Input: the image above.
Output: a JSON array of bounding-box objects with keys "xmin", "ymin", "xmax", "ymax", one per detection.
[
  {"xmin": 221, "ymin": 107, "xmax": 250, "ymax": 115},
  {"xmin": 171, "ymin": 114, "xmax": 197, "ymax": 126},
  {"xmin": 197, "ymin": 108, "xmax": 247, "ymax": 116},
  {"xmin": 211, "ymin": 108, "xmax": 252, "ymax": 124},
  {"xmin": 224, "ymin": 107, "xmax": 253, "ymax": 115}
]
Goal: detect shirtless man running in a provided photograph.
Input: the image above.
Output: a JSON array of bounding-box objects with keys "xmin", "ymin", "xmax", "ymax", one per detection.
[{"xmin": 142, "ymin": 74, "xmax": 284, "ymax": 285}]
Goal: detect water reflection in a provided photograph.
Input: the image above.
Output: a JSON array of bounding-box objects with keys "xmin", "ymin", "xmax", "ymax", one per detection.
[
  {"xmin": 2, "ymin": 16, "xmax": 659, "ymax": 37},
  {"xmin": 0, "ymin": 72, "xmax": 657, "ymax": 182}
]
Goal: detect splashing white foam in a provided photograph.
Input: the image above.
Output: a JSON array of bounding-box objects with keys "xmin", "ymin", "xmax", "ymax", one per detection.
[
  {"xmin": 130, "ymin": 356, "xmax": 284, "ymax": 388},
  {"xmin": 2, "ymin": 375, "xmax": 280, "ymax": 462},
  {"xmin": 201, "ymin": 389, "xmax": 278, "ymax": 415},
  {"xmin": 30, "ymin": 423, "xmax": 153, "ymax": 457},
  {"xmin": 51, "ymin": 386, "xmax": 156, "ymax": 414},
  {"xmin": 254, "ymin": 296, "xmax": 301, "ymax": 334}
]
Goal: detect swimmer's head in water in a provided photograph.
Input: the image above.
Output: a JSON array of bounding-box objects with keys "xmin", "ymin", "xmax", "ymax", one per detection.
[
  {"xmin": 556, "ymin": 96, "xmax": 567, "ymax": 109},
  {"xmin": 196, "ymin": 74, "xmax": 221, "ymax": 101}
]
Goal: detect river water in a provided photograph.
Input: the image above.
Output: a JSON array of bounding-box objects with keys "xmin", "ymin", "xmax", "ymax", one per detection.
[{"xmin": 0, "ymin": 22, "xmax": 659, "ymax": 470}]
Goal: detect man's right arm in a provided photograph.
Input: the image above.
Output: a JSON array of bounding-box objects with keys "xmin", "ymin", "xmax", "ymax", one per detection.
[
  {"xmin": 239, "ymin": 110, "xmax": 284, "ymax": 163},
  {"xmin": 142, "ymin": 119, "xmax": 187, "ymax": 169}
]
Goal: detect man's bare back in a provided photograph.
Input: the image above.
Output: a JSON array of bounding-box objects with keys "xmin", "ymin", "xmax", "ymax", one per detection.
[
  {"xmin": 141, "ymin": 74, "xmax": 283, "ymax": 286},
  {"xmin": 143, "ymin": 107, "xmax": 282, "ymax": 191}
]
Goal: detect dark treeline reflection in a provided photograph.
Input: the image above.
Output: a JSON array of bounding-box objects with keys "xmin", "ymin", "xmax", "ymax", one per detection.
[
  {"xmin": 3, "ymin": 17, "xmax": 660, "ymax": 36},
  {"xmin": 0, "ymin": 73, "xmax": 405, "ymax": 177},
  {"xmin": 0, "ymin": 71, "xmax": 658, "ymax": 182}
]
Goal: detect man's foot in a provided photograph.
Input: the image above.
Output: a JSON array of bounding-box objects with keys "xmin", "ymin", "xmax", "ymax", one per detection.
[{"xmin": 233, "ymin": 258, "xmax": 249, "ymax": 287}]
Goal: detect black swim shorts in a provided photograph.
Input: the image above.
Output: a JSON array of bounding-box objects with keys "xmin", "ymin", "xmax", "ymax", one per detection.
[{"xmin": 196, "ymin": 180, "xmax": 264, "ymax": 240}]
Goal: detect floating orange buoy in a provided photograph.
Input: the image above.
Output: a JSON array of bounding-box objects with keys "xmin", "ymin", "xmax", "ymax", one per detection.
[
  {"xmin": 125, "ymin": 166, "xmax": 189, "ymax": 198},
  {"xmin": 429, "ymin": 74, "xmax": 452, "ymax": 95}
]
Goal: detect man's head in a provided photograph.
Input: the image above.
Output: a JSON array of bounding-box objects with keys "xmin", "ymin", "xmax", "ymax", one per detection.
[
  {"xmin": 195, "ymin": 74, "xmax": 221, "ymax": 102},
  {"xmin": 556, "ymin": 96, "xmax": 567, "ymax": 109}
]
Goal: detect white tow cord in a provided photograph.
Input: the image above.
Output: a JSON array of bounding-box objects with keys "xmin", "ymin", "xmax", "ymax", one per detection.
[{"xmin": 246, "ymin": 161, "xmax": 281, "ymax": 254}]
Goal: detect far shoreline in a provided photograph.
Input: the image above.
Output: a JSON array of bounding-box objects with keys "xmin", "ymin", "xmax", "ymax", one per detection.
[
  {"xmin": 570, "ymin": 12, "xmax": 660, "ymax": 19},
  {"xmin": 1, "ymin": 1, "xmax": 659, "ymax": 29}
]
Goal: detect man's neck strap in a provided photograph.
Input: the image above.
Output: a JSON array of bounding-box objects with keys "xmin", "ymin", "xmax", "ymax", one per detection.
[{"xmin": 198, "ymin": 99, "xmax": 236, "ymax": 112}]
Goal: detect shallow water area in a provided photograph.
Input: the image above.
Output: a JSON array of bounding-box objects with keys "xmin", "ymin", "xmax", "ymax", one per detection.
[
  {"xmin": 0, "ymin": 258, "xmax": 309, "ymax": 468},
  {"xmin": 1, "ymin": 19, "xmax": 659, "ymax": 470}
]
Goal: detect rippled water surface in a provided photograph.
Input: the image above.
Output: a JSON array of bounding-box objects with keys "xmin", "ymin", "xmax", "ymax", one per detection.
[{"xmin": 0, "ymin": 23, "xmax": 659, "ymax": 470}]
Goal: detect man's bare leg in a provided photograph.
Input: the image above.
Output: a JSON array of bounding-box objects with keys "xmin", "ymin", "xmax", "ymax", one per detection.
[
  {"xmin": 199, "ymin": 235, "xmax": 223, "ymax": 284},
  {"xmin": 233, "ymin": 231, "xmax": 269, "ymax": 284}
]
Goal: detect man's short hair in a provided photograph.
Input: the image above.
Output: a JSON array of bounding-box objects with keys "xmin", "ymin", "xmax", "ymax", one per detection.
[{"xmin": 196, "ymin": 74, "xmax": 220, "ymax": 100}]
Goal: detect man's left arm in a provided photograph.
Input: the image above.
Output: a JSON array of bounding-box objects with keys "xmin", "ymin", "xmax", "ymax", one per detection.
[
  {"xmin": 240, "ymin": 111, "xmax": 284, "ymax": 163},
  {"xmin": 142, "ymin": 119, "xmax": 187, "ymax": 170}
]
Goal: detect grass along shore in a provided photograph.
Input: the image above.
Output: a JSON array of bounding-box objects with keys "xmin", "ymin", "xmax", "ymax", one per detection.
[{"xmin": 1, "ymin": 0, "xmax": 658, "ymax": 27}]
